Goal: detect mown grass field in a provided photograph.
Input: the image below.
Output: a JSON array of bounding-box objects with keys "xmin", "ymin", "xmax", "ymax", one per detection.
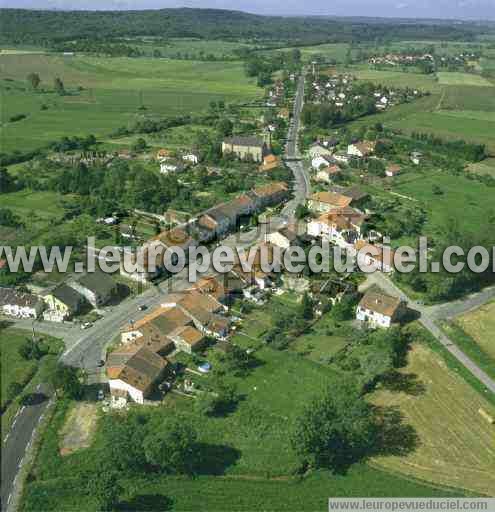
[
  {"xmin": 455, "ymin": 301, "xmax": 495, "ymax": 362},
  {"xmin": 439, "ymin": 85, "xmax": 495, "ymax": 111},
  {"xmin": 370, "ymin": 342, "xmax": 495, "ymax": 496},
  {"xmin": 0, "ymin": 54, "xmax": 261, "ymax": 152}
]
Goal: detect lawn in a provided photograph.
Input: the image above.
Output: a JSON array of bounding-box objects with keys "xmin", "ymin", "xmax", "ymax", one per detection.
[
  {"xmin": 290, "ymin": 313, "xmax": 349, "ymax": 363},
  {"xmin": 370, "ymin": 341, "xmax": 495, "ymax": 496},
  {"xmin": 436, "ymin": 72, "xmax": 494, "ymax": 87},
  {"xmin": 454, "ymin": 301, "xmax": 495, "ymax": 362},
  {"xmin": 0, "ymin": 54, "xmax": 261, "ymax": 152}
]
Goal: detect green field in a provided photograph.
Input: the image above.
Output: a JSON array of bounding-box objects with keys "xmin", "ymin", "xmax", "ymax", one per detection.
[
  {"xmin": 23, "ymin": 465, "xmax": 465, "ymax": 512},
  {"xmin": 467, "ymin": 158, "xmax": 495, "ymax": 177},
  {"xmin": 387, "ymin": 110, "xmax": 495, "ymax": 151},
  {"xmin": 437, "ymin": 72, "xmax": 493, "ymax": 87},
  {"xmin": 455, "ymin": 301, "xmax": 495, "ymax": 362},
  {"xmin": 1, "ymin": 326, "xmax": 62, "ymax": 435},
  {"xmin": 350, "ymin": 68, "xmax": 442, "ymax": 92},
  {"xmin": 389, "ymin": 170, "xmax": 495, "ymax": 237},
  {"xmin": 131, "ymin": 37, "xmax": 253, "ymax": 59},
  {"xmin": 0, "ymin": 54, "xmax": 261, "ymax": 152},
  {"xmin": 439, "ymin": 85, "xmax": 495, "ymax": 112}
]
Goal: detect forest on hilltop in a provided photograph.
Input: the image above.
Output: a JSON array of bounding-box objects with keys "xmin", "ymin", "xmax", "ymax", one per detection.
[{"xmin": 0, "ymin": 8, "xmax": 487, "ymax": 47}]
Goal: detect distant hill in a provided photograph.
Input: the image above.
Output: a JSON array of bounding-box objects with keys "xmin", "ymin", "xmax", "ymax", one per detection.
[{"xmin": 0, "ymin": 7, "xmax": 482, "ymax": 46}]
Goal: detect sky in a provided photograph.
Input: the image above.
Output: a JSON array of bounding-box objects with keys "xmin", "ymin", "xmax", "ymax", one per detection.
[{"xmin": 3, "ymin": 0, "xmax": 495, "ymax": 20}]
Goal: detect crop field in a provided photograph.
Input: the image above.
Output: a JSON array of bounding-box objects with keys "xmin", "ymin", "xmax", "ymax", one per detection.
[
  {"xmin": 371, "ymin": 342, "xmax": 495, "ymax": 496},
  {"xmin": 390, "ymin": 170, "xmax": 495, "ymax": 237},
  {"xmin": 437, "ymin": 71, "xmax": 494, "ymax": 87},
  {"xmin": 0, "ymin": 54, "xmax": 261, "ymax": 152},
  {"xmin": 455, "ymin": 301, "xmax": 495, "ymax": 362}
]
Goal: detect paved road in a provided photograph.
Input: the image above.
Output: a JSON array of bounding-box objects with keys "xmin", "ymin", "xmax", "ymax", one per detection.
[
  {"xmin": 362, "ymin": 272, "xmax": 495, "ymax": 395},
  {"xmin": 1, "ymin": 384, "xmax": 51, "ymax": 512},
  {"xmin": 282, "ymin": 73, "xmax": 311, "ymax": 220},
  {"xmin": 427, "ymin": 284, "xmax": 495, "ymax": 321}
]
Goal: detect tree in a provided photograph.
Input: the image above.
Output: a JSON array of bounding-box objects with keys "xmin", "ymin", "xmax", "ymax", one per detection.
[
  {"xmin": 295, "ymin": 203, "xmax": 310, "ymax": 220},
  {"xmin": 132, "ymin": 137, "xmax": 147, "ymax": 153},
  {"xmin": 49, "ymin": 363, "xmax": 83, "ymax": 399},
  {"xmin": 99, "ymin": 414, "xmax": 147, "ymax": 472},
  {"xmin": 331, "ymin": 293, "xmax": 359, "ymax": 321},
  {"xmin": 301, "ymin": 292, "xmax": 314, "ymax": 320},
  {"xmin": 18, "ymin": 338, "xmax": 44, "ymax": 360},
  {"xmin": 216, "ymin": 344, "xmax": 252, "ymax": 376},
  {"xmin": 86, "ymin": 467, "xmax": 122, "ymax": 511},
  {"xmin": 143, "ymin": 416, "xmax": 197, "ymax": 474},
  {"xmin": 291, "ymin": 378, "xmax": 377, "ymax": 472},
  {"xmin": 27, "ymin": 72, "xmax": 41, "ymax": 91},
  {"xmin": 7, "ymin": 382, "xmax": 23, "ymax": 401},
  {"xmin": 0, "ymin": 168, "xmax": 16, "ymax": 193},
  {"xmin": 216, "ymin": 118, "xmax": 233, "ymax": 137},
  {"xmin": 53, "ymin": 77, "xmax": 65, "ymax": 95}
]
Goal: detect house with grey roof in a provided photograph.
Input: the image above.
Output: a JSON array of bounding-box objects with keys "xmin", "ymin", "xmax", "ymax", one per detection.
[
  {"xmin": 69, "ymin": 271, "xmax": 118, "ymax": 307},
  {"xmin": 43, "ymin": 284, "xmax": 86, "ymax": 322}
]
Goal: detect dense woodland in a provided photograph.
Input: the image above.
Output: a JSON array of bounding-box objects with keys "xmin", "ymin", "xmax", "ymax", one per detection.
[{"xmin": 0, "ymin": 8, "xmax": 488, "ymax": 48}]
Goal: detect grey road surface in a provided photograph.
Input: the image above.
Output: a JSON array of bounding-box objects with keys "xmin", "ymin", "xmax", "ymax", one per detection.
[{"xmin": 1, "ymin": 384, "xmax": 51, "ymax": 512}]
